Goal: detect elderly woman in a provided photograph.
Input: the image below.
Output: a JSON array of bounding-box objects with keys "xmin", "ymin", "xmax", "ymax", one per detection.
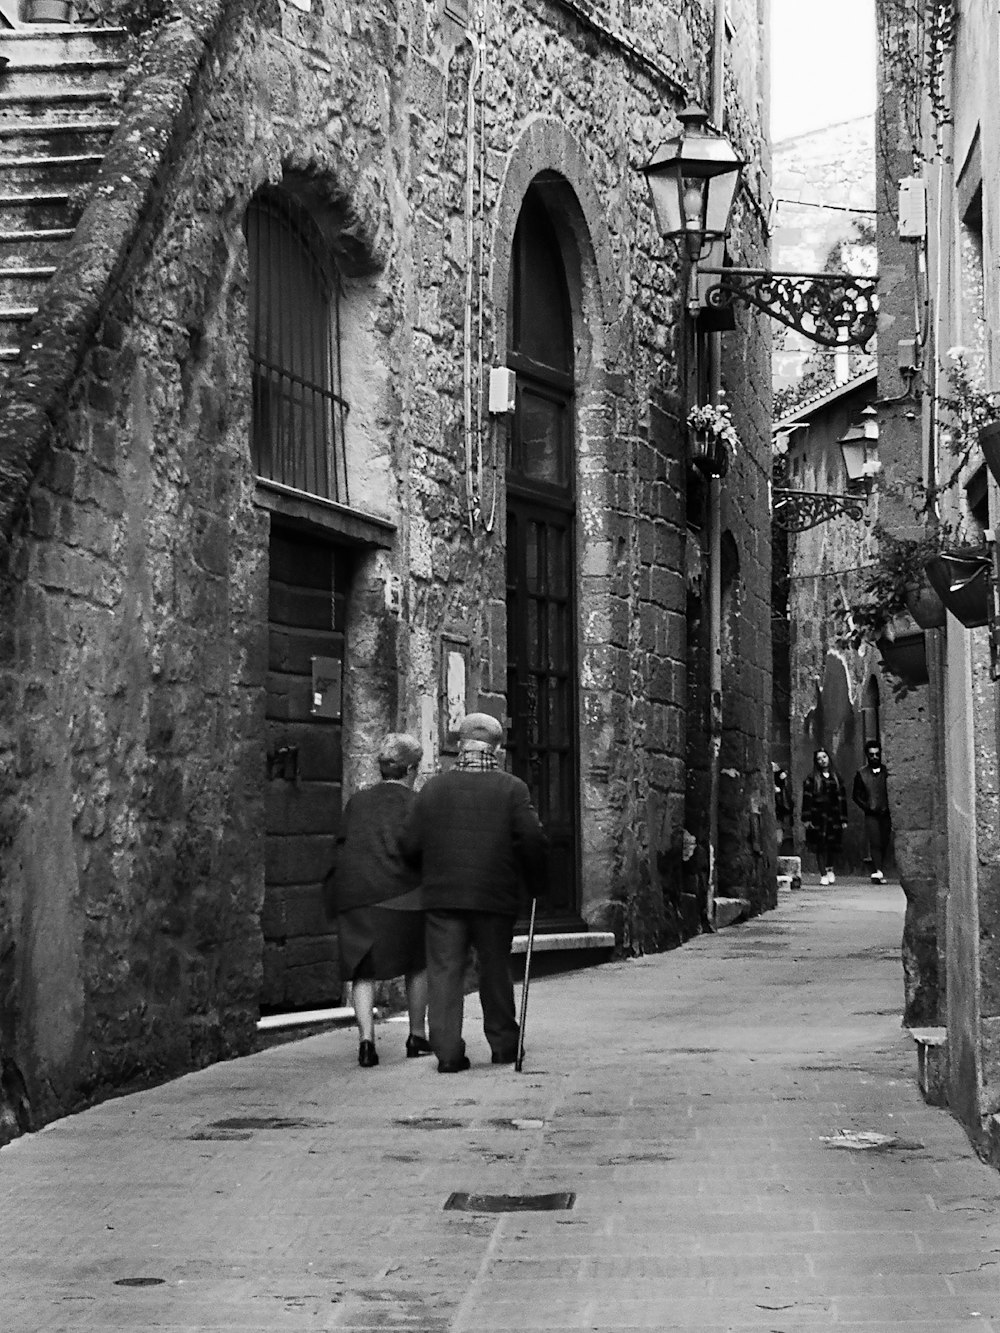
[{"xmin": 325, "ymin": 733, "xmax": 430, "ymax": 1068}]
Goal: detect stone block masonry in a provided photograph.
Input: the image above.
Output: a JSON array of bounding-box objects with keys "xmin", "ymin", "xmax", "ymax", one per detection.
[{"xmin": 0, "ymin": 0, "xmax": 772, "ymax": 1137}]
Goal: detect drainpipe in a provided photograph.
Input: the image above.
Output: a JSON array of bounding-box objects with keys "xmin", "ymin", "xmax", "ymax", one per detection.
[{"xmin": 705, "ymin": 0, "xmax": 727, "ymax": 928}]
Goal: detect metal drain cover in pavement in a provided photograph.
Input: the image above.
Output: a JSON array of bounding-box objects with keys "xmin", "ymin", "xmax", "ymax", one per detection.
[
  {"xmin": 114, "ymin": 1278, "xmax": 166, "ymax": 1287},
  {"xmin": 210, "ymin": 1116, "xmax": 310, "ymax": 1130},
  {"xmin": 444, "ymin": 1192, "xmax": 575, "ymax": 1213}
]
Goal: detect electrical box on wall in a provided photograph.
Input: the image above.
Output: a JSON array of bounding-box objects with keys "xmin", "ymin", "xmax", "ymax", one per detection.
[
  {"xmin": 489, "ymin": 366, "xmax": 517, "ymax": 414},
  {"xmin": 898, "ymin": 177, "xmax": 927, "ymax": 241}
]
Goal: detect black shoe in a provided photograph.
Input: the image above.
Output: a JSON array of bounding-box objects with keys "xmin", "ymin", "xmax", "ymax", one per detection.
[
  {"xmin": 491, "ymin": 1050, "xmax": 517, "ymax": 1065},
  {"xmin": 437, "ymin": 1055, "xmax": 471, "ymax": 1073},
  {"xmin": 405, "ymin": 1034, "xmax": 432, "ymax": 1058},
  {"xmin": 358, "ymin": 1040, "xmax": 378, "ymax": 1068}
]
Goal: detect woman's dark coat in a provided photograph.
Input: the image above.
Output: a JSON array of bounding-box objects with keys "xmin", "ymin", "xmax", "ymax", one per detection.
[
  {"xmin": 801, "ymin": 769, "xmax": 848, "ymax": 851},
  {"xmin": 323, "ymin": 782, "xmax": 420, "ymax": 916}
]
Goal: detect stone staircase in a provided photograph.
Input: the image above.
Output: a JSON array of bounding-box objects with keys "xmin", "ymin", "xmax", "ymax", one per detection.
[{"xmin": 0, "ymin": 23, "xmax": 127, "ymax": 372}]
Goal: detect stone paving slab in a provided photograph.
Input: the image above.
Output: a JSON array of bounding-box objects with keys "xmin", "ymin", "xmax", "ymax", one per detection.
[{"xmin": 3, "ymin": 878, "xmax": 1000, "ymax": 1330}]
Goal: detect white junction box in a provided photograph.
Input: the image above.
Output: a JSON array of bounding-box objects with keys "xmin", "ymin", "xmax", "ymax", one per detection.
[
  {"xmin": 489, "ymin": 366, "xmax": 517, "ymax": 414},
  {"xmin": 898, "ymin": 177, "xmax": 927, "ymax": 242}
]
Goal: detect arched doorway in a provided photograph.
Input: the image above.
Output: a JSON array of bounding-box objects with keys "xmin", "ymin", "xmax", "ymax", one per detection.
[{"xmin": 505, "ymin": 183, "xmax": 580, "ymax": 925}]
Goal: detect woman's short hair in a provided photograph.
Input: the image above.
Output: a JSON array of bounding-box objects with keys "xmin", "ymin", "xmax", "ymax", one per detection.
[{"xmin": 377, "ymin": 732, "xmax": 424, "ymax": 780}]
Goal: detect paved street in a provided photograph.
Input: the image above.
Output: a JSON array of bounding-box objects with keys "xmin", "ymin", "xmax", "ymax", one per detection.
[{"xmin": 3, "ymin": 877, "xmax": 1000, "ymax": 1331}]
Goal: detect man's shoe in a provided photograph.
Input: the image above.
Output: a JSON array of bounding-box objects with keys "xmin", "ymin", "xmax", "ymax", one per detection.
[
  {"xmin": 819, "ymin": 872, "xmax": 830, "ymax": 886},
  {"xmin": 871, "ymin": 870, "xmax": 884, "ymax": 883},
  {"xmin": 437, "ymin": 1055, "xmax": 471, "ymax": 1073},
  {"xmin": 358, "ymin": 1040, "xmax": 378, "ymax": 1068},
  {"xmin": 405, "ymin": 1034, "xmax": 432, "ymax": 1058},
  {"xmin": 491, "ymin": 1050, "xmax": 517, "ymax": 1065}
]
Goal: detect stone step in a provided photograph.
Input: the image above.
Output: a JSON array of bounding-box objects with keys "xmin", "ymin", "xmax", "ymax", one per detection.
[
  {"xmin": 0, "ymin": 190, "xmax": 73, "ymax": 230},
  {"xmin": 0, "ymin": 223, "xmax": 72, "ymax": 265},
  {"xmin": 0, "ymin": 260, "xmax": 54, "ymax": 304},
  {"xmin": 910, "ymin": 1026, "xmax": 948, "ymax": 1107},
  {"xmin": 0, "ymin": 150, "xmax": 101, "ymax": 190},
  {"xmin": 510, "ymin": 930, "xmax": 615, "ymax": 956},
  {"xmin": 715, "ymin": 896, "xmax": 750, "ymax": 928},
  {"xmin": 0, "ymin": 56, "xmax": 126, "ymax": 100},
  {"xmin": 0, "ymin": 25, "xmax": 128, "ymax": 64},
  {"xmin": 0, "ymin": 85, "xmax": 117, "ymax": 123},
  {"xmin": 0, "ymin": 117, "xmax": 115, "ymax": 155}
]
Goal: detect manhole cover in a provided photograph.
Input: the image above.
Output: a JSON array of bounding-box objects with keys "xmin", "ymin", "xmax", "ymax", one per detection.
[
  {"xmin": 114, "ymin": 1277, "xmax": 166, "ymax": 1287},
  {"xmin": 444, "ymin": 1191, "xmax": 575, "ymax": 1212},
  {"xmin": 187, "ymin": 1130, "xmax": 253, "ymax": 1141}
]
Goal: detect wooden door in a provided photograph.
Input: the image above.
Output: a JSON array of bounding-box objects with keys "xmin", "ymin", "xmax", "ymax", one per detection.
[{"xmin": 261, "ymin": 529, "xmax": 347, "ymax": 1012}]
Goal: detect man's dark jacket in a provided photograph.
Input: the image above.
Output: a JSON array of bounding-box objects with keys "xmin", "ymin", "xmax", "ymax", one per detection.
[
  {"xmin": 852, "ymin": 765, "xmax": 889, "ymax": 815},
  {"xmin": 398, "ymin": 769, "xmax": 548, "ymax": 914}
]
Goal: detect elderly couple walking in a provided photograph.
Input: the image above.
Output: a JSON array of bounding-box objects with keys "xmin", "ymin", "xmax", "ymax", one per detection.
[{"xmin": 325, "ymin": 713, "xmax": 548, "ymax": 1074}]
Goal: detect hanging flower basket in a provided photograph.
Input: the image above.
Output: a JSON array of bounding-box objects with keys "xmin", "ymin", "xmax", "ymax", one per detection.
[
  {"xmin": 687, "ymin": 398, "xmax": 738, "ymax": 479},
  {"xmin": 904, "ymin": 580, "xmax": 947, "ymax": 629},
  {"xmin": 689, "ymin": 428, "xmax": 729, "ymax": 478},
  {"xmin": 875, "ymin": 629, "xmax": 928, "ymax": 686},
  {"xmin": 980, "ymin": 419, "xmax": 1000, "ymax": 486},
  {"xmin": 923, "ymin": 548, "xmax": 992, "ymax": 629}
]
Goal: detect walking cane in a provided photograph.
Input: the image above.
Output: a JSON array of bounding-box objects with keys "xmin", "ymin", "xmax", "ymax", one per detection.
[{"xmin": 515, "ymin": 897, "xmax": 537, "ymax": 1073}]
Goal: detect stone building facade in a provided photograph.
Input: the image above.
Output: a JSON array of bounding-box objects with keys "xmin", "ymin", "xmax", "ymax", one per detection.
[
  {"xmin": 875, "ymin": 0, "xmax": 1000, "ymax": 1149},
  {"xmin": 0, "ymin": 0, "xmax": 772, "ymax": 1138}
]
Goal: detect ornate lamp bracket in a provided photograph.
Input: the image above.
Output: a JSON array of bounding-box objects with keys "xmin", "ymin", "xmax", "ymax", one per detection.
[
  {"xmin": 772, "ymin": 488, "xmax": 867, "ymax": 533},
  {"xmin": 700, "ymin": 267, "xmax": 879, "ymax": 348}
]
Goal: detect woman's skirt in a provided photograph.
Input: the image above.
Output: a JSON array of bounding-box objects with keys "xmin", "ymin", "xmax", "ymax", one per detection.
[{"xmin": 338, "ymin": 906, "xmax": 425, "ymax": 981}]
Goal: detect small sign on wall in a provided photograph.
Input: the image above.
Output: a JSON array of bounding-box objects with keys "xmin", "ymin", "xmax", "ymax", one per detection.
[
  {"xmin": 440, "ymin": 636, "xmax": 469, "ymax": 752},
  {"xmin": 311, "ymin": 656, "xmax": 342, "ymax": 719}
]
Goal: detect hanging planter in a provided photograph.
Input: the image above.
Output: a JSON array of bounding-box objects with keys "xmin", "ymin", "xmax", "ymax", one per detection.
[
  {"xmin": 904, "ymin": 580, "xmax": 947, "ymax": 629},
  {"xmin": 687, "ymin": 397, "xmax": 737, "ymax": 480},
  {"xmin": 924, "ymin": 548, "xmax": 992, "ymax": 629},
  {"xmin": 981, "ymin": 420, "xmax": 1000, "ymax": 487},
  {"xmin": 689, "ymin": 428, "xmax": 729, "ymax": 478},
  {"xmin": 875, "ymin": 629, "xmax": 929, "ymax": 686}
]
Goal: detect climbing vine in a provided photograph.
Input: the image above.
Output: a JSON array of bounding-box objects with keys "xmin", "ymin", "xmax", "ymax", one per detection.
[{"xmin": 877, "ymin": 0, "xmax": 957, "ymax": 168}]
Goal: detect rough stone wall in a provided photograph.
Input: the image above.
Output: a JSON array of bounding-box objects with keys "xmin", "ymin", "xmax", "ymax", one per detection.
[
  {"xmin": 0, "ymin": 0, "xmax": 771, "ymax": 1135},
  {"xmin": 872, "ymin": 0, "xmax": 948, "ymax": 1032}
]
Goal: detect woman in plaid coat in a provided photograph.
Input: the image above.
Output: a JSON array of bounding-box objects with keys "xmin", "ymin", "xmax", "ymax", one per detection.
[{"xmin": 801, "ymin": 748, "xmax": 848, "ymax": 886}]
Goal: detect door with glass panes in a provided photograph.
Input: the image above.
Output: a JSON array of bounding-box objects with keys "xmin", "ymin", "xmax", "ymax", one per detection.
[{"xmin": 506, "ymin": 185, "xmax": 580, "ymax": 923}]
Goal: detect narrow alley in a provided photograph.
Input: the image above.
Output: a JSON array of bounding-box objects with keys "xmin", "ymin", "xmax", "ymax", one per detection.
[{"xmin": 2, "ymin": 877, "xmax": 999, "ymax": 1331}]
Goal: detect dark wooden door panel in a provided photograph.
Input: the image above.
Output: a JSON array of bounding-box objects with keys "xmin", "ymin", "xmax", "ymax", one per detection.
[{"xmin": 261, "ymin": 529, "xmax": 346, "ymax": 1013}]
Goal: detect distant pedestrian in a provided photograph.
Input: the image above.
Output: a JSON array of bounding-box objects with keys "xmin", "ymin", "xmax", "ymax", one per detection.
[
  {"xmin": 399, "ymin": 712, "xmax": 548, "ymax": 1073},
  {"xmin": 801, "ymin": 748, "xmax": 847, "ymax": 886},
  {"xmin": 852, "ymin": 741, "xmax": 891, "ymax": 883},
  {"xmin": 324, "ymin": 733, "xmax": 430, "ymax": 1069},
  {"xmin": 772, "ymin": 760, "xmax": 794, "ymax": 850}
]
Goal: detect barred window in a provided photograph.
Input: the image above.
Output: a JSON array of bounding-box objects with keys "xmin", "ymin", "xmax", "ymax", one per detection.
[{"xmin": 246, "ymin": 188, "xmax": 349, "ymax": 504}]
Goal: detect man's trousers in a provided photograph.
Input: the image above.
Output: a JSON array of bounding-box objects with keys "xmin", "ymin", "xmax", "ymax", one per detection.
[{"xmin": 425, "ymin": 910, "xmax": 518, "ymax": 1065}]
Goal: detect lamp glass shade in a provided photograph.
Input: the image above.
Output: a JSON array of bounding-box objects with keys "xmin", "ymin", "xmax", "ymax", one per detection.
[
  {"xmin": 642, "ymin": 106, "xmax": 744, "ymax": 252},
  {"xmin": 838, "ymin": 428, "xmax": 869, "ymax": 483}
]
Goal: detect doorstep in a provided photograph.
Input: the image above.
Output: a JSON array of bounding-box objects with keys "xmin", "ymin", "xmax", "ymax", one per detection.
[{"xmin": 910, "ymin": 1026, "xmax": 948, "ymax": 1107}]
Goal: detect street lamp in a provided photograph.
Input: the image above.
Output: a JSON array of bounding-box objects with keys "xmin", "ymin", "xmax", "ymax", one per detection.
[
  {"xmin": 641, "ymin": 105, "xmax": 744, "ymax": 265},
  {"xmin": 838, "ymin": 405, "xmax": 881, "ymax": 490},
  {"xmin": 642, "ymin": 108, "xmax": 878, "ymax": 348}
]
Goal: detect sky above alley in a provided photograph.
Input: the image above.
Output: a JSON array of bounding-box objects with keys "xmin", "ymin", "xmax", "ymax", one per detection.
[{"xmin": 771, "ymin": 0, "xmax": 877, "ymax": 142}]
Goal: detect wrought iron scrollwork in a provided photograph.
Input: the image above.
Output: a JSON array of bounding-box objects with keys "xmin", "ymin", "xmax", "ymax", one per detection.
[
  {"xmin": 700, "ymin": 267, "xmax": 879, "ymax": 348},
  {"xmin": 772, "ymin": 488, "xmax": 867, "ymax": 533}
]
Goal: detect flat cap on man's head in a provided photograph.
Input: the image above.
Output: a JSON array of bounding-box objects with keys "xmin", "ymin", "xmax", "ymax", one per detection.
[{"xmin": 457, "ymin": 712, "xmax": 504, "ymax": 746}]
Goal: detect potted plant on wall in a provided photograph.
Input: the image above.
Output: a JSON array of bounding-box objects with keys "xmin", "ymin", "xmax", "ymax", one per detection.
[
  {"xmin": 687, "ymin": 393, "xmax": 738, "ymax": 479},
  {"xmin": 837, "ymin": 524, "xmax": 948, "ymax": 692}
]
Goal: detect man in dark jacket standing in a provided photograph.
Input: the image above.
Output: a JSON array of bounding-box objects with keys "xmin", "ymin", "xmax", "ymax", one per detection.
[
  {"xmin": 852, "ymin": 741, "xmax": 892, "ymax": 883},
  {"xmin": 399, "ymin": 712, "xmax": 548, "ymax": 1073}
]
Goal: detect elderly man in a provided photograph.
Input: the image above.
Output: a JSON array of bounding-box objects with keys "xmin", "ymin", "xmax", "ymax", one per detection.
[{"xmin": 399, "ymin": 712, "xmax": 548, "ymax": 1073}]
